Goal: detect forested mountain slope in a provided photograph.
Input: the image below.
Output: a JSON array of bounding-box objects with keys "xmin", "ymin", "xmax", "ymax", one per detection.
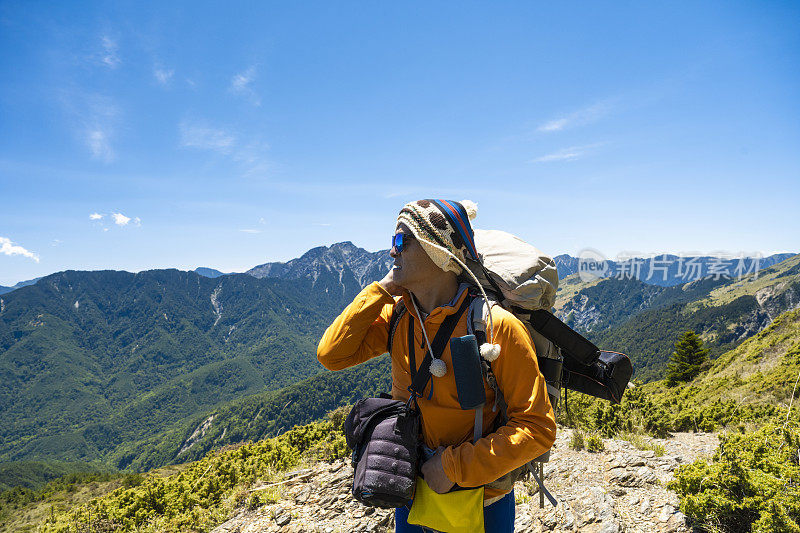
[
  {"xmin": 0, "ymin": 269, "xmax": 357, "ymax": 466},
  {"xmin": 556, "ymin": 254, "xmax": 800, "ymax": 381}
]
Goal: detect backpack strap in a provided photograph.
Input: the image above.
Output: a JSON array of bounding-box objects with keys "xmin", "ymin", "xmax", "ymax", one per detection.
[
  {"xmin": 467, "ymin": 296, "xmax": 509, "ymax": 417},
  {"xmin": 387, "ymin": 301, "xmax": 407, "ymax": 355},
  {"xmin": 469, "ymin": 295, "xmax": 557, "ymax": 507},
  {"xmin": 528, "ymin": 309, "xmax": 600, "ymax": 365},
  {"xmin": 408, "ymin": 296, "xmax": 471, "ymax": 400}
]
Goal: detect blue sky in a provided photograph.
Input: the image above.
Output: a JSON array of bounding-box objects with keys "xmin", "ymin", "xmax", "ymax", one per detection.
[{"xmin": 1, "ymin": 1, "xmax": 798, "ymax": 286}]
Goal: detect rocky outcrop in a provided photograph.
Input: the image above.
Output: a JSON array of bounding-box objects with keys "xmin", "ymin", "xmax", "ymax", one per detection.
[
  {"xmin": 755, "ymin": 281, "xmax": 800, "ymax": 321},
  {"xmin": 177, "ymin": 415, "xmax": 216, "ymax": 457},
  {"xmin": 558, "ymin": 294, "xmax": 605, "ymax": 332},
  {"xmin": 247, "ymin": 242, "xmax": 393, "ymax": 289},
  {"xmin": 212, "ymin": 428, "xmax": 718, "ymax": 533}
]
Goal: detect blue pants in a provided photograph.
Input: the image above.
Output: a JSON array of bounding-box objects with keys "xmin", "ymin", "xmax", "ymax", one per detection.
[{"xmin": 394, "ymin": 490, "xmax": 515, "ymax": 533}]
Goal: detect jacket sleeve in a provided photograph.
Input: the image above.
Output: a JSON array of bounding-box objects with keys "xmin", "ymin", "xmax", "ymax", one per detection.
[
  {"xmin": 440, "ymin": 311, "xmax": 557, "ymax": 487},
  {"xmin": 317, "ymin": 282, "xmax": 397, "ymax": 370}
]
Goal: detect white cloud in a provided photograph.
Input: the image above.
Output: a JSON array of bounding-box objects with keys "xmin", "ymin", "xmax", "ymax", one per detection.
[
  {"xmin": 154, "ymin": 66, "xmax": 174, "ymax": 86},
  {"xmin": 233, "ymin": 141, "xmax": 271, "ymax": 176},
  {"xmin": 231, "ymin": 66, "xmax": 255, "ymax": 92},
  {"xmin": 111, "ymin": 213, "xmax": 141, "ymax": 226},
  {"xmin": 532, "ymin": 143, "xmax": 604, "ymax": 163},
  {"xmin": 239, "ymin": 229, "xmax": 262, "ymax": 234},
  {"xmin": 0, "ymin": 237, "xmax": 39, "ymax": 263},
  {"xmin": 112, "ymin": 212, "xmax": 130, "ymax": 225},
  {"xmin": 178, "ymin": 119, "xmax": 271, "ymax": 177},
  {"xmin": 87, "ymin": 129, "xmax": 114, "ymax": 161},
  {"xmin": 89, "ymin": 213, "xmax": 104, "ymax": 220},
  {"xmin": 537, "ymin": 101, "xmax": 613, "ymax": 133},
  {"xmin": 100, "ymin": 35, "xmax": 120, "ymax": 68},
  {"xmin": 64, "ymin": 94, "xmax": 120, "ymax": 162},
  {"xmin": 180, "ymin": 121, "xmax": 236, "ymax": 154},
  {"xmin": 230, "ymin": 66, "xmax": 261, "ymax": 106}
]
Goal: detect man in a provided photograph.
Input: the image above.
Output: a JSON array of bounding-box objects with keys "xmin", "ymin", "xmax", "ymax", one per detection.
[{"xmin": 318, "ymin": 199, "xmax": 556, "ymax": 532}]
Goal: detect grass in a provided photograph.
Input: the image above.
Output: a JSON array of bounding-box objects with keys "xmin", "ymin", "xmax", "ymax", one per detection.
[
  {"xmin": 1, "ymin": 477, "xmax": 123, "ymax": 533},
  {"xmin": 619, "ymin": 432, "xmax": 666, "ymax": 457},
  {"xmin": 569, "ymin": 429, "xmax": 585, "ymax": 451},
  {"xmin": 248, "ymin": 485, "xmax": 283, "ymax": 510}
]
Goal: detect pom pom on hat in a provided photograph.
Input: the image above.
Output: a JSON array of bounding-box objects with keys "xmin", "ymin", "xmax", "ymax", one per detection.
[
  {"xmin": 460, "ymin": 200, "xmax": 478, "ymax": 220},
  {"xmin": 429, "ymin": 358, "xmax": 447, "ymax": 378},
  {"xmin": 480, "ymin": 343, "xmax": 501, "ymax": 362}
]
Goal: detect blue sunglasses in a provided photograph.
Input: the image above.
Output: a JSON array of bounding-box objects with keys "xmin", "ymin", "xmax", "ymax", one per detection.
[{"xmin": 391, "ymin": 233, "xmax": 414, "ymax": 253}]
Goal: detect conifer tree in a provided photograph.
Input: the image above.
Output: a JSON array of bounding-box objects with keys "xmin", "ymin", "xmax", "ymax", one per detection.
[{"xmin": 666, "ymin": 330, "xmax": 710, "ymax": 386}]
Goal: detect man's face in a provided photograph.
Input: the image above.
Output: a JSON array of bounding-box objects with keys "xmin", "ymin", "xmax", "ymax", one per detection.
[{"xmin": 390, "ymin": 223, "xmax": 442, "ymax": 290}]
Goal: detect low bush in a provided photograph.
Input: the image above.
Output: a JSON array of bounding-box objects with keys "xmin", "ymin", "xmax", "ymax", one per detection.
[
  {"xmin": 585, "ymin": 434, "xmax": 604, "ymax": 453},
  {"xmin": 40, "ymin": 408, "xmax": 349, "ymax": 532},
  {"xmin": 669, "ymin": 422, "xmax": 800, "ymax": 533},
  {"xmin": 559, "ymin": 380, "xmax": 782, "ymax": 440},
  {"xmin": 569, "ymin": 429, "xmax": 585, "ymax": 451}
]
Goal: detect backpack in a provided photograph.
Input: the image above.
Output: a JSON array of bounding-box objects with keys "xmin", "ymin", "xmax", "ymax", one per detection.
[
  {"xmin": 462, "ymin": 228, "xmax": 633, "ymax": 407},
  {"xmin": 387, "ymin": 229, "xmax": 633, "ymax": 506}
]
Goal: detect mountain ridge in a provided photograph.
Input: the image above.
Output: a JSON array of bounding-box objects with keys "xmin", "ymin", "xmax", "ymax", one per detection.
[
  {"xmin": 0, "ymin": 243, "xmax": 797, "ymax": 487},
  {"xmin": 247, "ymin": 241, "xmax": 393, "ymax": 288},
  {"xmin": 2, "ymin": 245, "xmax": 790, "ymax": 296}
]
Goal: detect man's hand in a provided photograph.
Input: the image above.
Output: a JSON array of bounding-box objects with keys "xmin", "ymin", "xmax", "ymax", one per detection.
[
  {"xmin": 378, "ymin": 269, "xmax": 404, "ymax": 296},
  {"xmin": 421, "ymin": 447, "xmax": 455, "ymax": 494}
]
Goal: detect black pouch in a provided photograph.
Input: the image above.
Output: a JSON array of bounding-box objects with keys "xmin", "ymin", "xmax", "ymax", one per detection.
[
  {"xmin": 563, "ymin": 350, "xmax": 633, "ymax": 404},
  {"xmin": 344, "ymin": 397, "xmax": 420, "ymax": 508},
  {"xmin": 344, "ymin": 296, "xmax": 471, "ymax": 508}
]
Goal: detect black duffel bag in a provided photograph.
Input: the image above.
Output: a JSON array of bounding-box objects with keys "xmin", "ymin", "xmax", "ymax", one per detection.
[
  {"xmin": 344, "ymin": 397, "xmax": 420, "ymax": 508},
  {"xmin": 563, "ymin": 350, "xmax": 633, "ymax": 404}
]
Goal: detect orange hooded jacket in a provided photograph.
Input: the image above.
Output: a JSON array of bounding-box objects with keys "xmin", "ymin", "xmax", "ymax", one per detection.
[{"xmin": 317, "ymin": 281, "xmax": 557, "ymax": 500}]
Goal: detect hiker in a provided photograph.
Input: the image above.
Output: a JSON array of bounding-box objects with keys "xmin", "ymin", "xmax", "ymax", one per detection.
[{"xmin": 318, "ymin": 199, "xmax": 556, "ymax": 532}]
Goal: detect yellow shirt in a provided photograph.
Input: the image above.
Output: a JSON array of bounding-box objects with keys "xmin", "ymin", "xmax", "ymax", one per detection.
[{"xmin": 317, "ymin": 282, "xmax": 556, "ymax": 499}]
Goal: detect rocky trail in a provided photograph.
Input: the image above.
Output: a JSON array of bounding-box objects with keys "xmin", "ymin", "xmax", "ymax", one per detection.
[{"xmin": 212, "ymin": 428, "xmax": 719, "ymax": 533}]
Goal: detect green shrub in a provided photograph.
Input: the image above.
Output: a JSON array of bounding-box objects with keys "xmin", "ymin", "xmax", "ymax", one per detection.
[
  {"xmin": 121, "ymin": 473, "xmax": 144, "ymax": 489},
  {"xmin": 247, "ymin": 492, "xmax": 262, "ymax": 511},
  {"xmin": 561, "ymin": 382, "xmax": 672, "ymax": 438},
  {"xmin": 40, "ymin": 411, "xmax": 349, "ymax": 532},
  {"xmin": 585, "ymin": 434, "xmax": 604, "ymax": 453},
  {"xmin": 559, "ymin": 379, "xmax": 781, "ymax": 441},
  {"xmin": 569, "ymin": 429, "xmax": 585, "ymax": 451},
  {"xmin": 669, "ymin": 422, "xmax": 800, "ymax": 533}
]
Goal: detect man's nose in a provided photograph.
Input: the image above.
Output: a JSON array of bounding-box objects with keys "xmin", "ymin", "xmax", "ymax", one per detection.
[{"xmin": 390, "ymin": 246, "xmax": 398, "ymax": 258}]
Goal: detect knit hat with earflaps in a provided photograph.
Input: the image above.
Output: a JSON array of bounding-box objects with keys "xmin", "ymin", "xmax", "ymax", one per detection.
[
  {"xmin": 396, "ymin": 199, "xmax": 502, "ymax": 378},
  {"xmin": 396, "ymin": 199, "xmax": 480, "ymax": 274}
]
